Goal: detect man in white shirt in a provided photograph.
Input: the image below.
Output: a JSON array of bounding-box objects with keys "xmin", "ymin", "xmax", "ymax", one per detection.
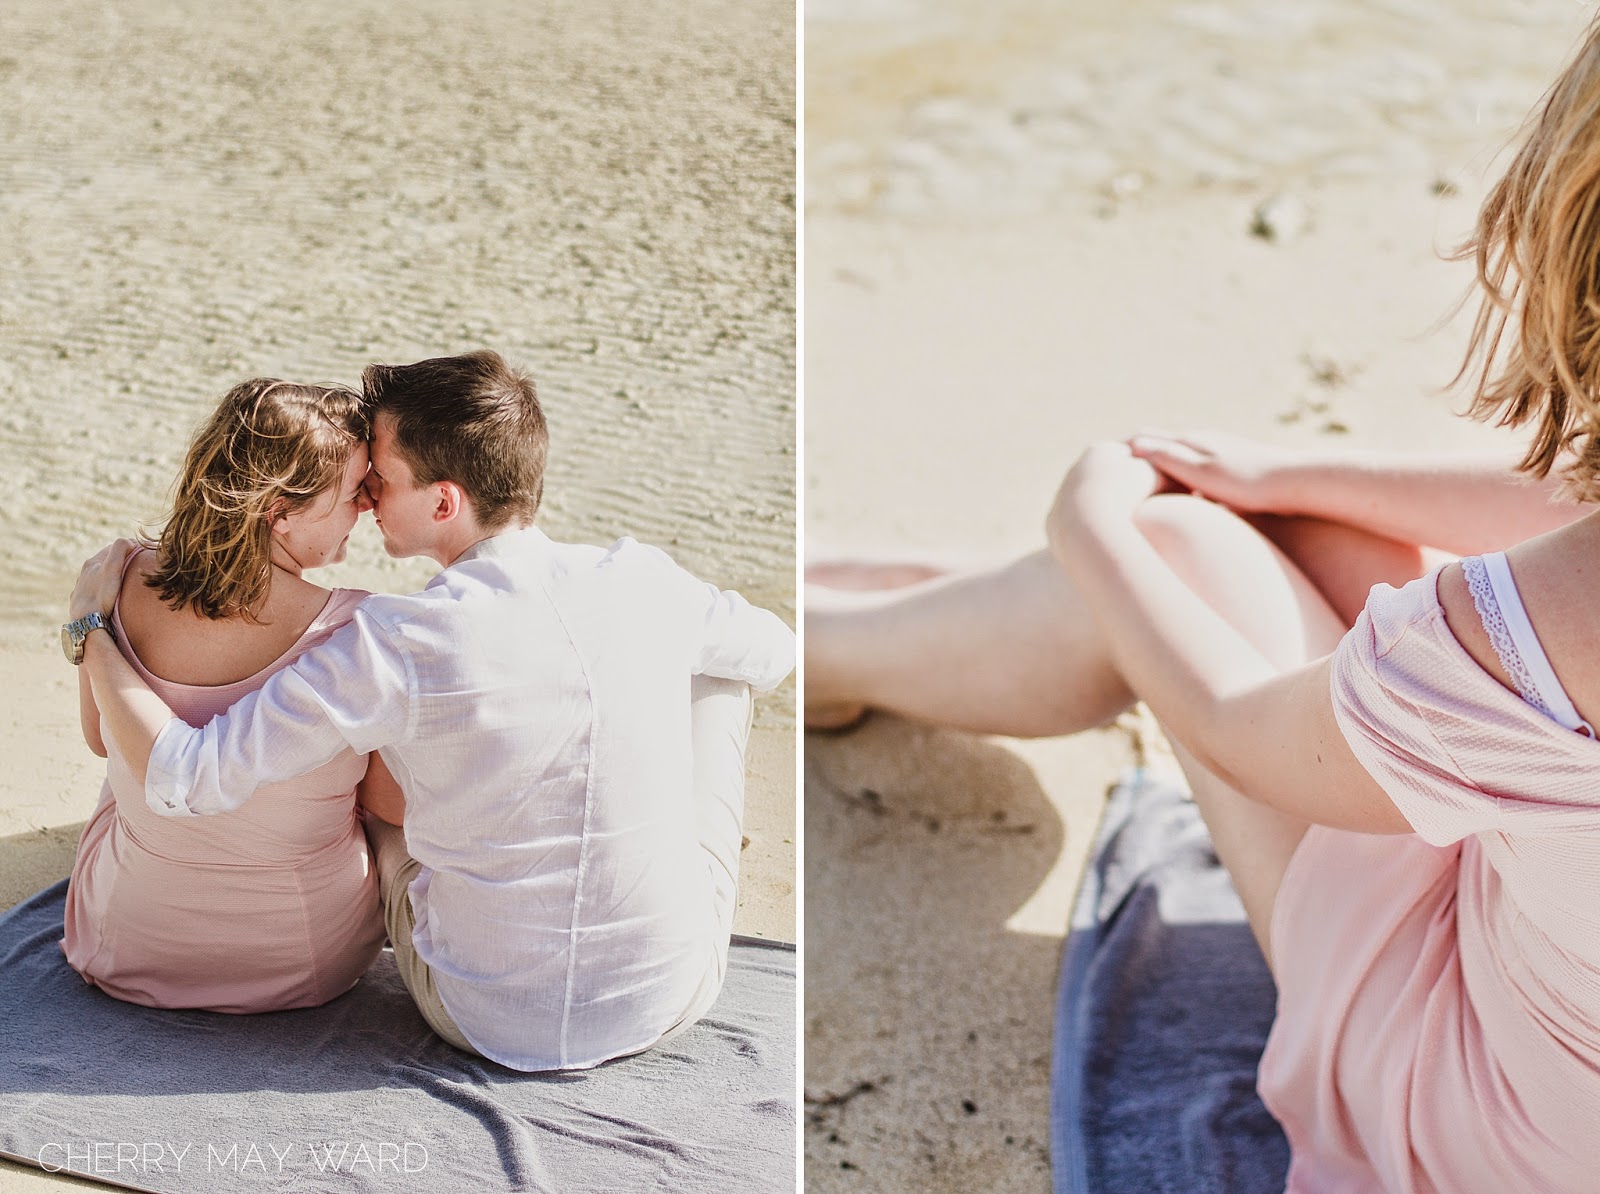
[{"xmin": 67, "ymin": 350, "xmax": 795, "ymax": 1071}]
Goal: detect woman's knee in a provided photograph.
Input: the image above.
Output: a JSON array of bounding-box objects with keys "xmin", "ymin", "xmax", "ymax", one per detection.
[
  {"xmin": 1129, "ymin": 493, "xmax": 1281, "ymax": 598},
  {"xmin": 1131, "ymin": 493, "xmax": 1242, "ymax": 552},
  {"xmin": 1129, "ymin": 495, "xmax": 1346, "ymax": 667}
]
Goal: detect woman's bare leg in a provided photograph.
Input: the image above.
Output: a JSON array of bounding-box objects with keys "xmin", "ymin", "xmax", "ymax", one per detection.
[
  {"xmin": 805, "ymin": 559, "xmax": 953, "ymax": 592},
  {"xmin": 808, "ymin": 497, "xmax": 1433, "ymax": 967},
  {"xmin": 806, "ymin": 504, "xmax": 1432, "ymax": 735},
  {"xmin": 1245, "ymin": 513, "xmax": 1437, "ymax": 628},
  {"xmin": 807, "ymin": 551, "xmax": 1138, "ymax": 737},
  {"xmin": 1131, "ymin": 499, "xmax": 1354, "ymax": 969}
]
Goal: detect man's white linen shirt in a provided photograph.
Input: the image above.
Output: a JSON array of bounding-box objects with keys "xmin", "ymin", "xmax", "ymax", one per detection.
[{"xmin": 142, "ymin": 526, "xmax": 795, "ymax": 1071}]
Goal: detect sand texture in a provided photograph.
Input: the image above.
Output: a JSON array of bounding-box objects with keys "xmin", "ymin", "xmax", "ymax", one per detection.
[
  {"xmin": 804, "ymin": 2, "xmax": 1591, "ymax": 1190},
  {"xmin": 0, "ymin": 1, "xmax": 793, "ymax": 1188}
]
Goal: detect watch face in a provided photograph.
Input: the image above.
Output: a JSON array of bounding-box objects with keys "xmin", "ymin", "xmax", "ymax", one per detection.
[{"xmin": 61, "ymin": 623, "xmax": 80, "ymax": 664}]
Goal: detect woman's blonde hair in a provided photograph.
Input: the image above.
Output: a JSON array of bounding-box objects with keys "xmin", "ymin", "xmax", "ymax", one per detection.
[
  {"xmin": 144, "ymin": 379, "xmax": 368, "ymax": 620},
  {"xmin": 1456, "ymin": 20, "xmax": 1600, "ymax": 500}
]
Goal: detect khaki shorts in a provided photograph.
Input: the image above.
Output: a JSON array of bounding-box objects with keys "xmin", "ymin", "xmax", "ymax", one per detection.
[{"xmin": 364, "ymin": 814, "xmax": 476, "ymax": 1054}]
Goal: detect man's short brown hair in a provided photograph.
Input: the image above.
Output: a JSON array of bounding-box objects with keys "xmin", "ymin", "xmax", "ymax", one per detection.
[{"xmin": 362, "ymin": 350, "xmax": 547, "ymax": 532}]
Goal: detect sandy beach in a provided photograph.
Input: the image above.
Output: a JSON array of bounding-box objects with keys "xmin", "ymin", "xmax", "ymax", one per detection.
[
  {"xmin": 0, "ymin": 1, "xmax": 793, "ymax": 1189},
  {"xmin": 805, "ymin": 1, "xmax": 1589, "ymax": 1189}
]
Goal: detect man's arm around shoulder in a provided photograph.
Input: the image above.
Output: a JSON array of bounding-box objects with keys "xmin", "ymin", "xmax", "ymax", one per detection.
[
  {"xmin": 143, "ymin": 607, "xmax": 413, "ymax": 817},
  {"xmin": 73, "ymin": 540, "xmax": 412, "ymax": 818}
]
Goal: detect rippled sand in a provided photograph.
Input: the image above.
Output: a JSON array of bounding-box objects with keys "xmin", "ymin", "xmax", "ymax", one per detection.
[
  {"xmin": 809, "ymin": 0, "xmax": 1582, "ymax": 221},
  {"xmin": 1, "ymin": 0, "xmax": 795, "ymax": 668},
  {"xmin": 805, "ymin": 3, "xmax": 1589, "ymax": 1190}
]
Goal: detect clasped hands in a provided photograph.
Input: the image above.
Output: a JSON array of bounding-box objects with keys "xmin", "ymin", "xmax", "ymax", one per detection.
[{"xmin": 1047, "ymin": 431, "xmax": 1301, "ymax": 547}]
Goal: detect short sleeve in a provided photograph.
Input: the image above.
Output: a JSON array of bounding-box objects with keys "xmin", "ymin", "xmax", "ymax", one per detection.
[{"xmin": 1331, "ymin": 575, "xmax": 1600, "ymax": 845}]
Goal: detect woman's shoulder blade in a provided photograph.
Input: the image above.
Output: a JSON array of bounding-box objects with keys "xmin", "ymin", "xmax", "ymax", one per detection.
[{"xmin": 115, "ymin": 564, "xmax": 348, "ymax": 688}]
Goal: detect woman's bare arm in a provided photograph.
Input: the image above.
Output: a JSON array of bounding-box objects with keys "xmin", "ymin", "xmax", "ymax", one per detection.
[
  {"xmin": 357, "ymin": 752, "xmax": 406, "ymax": 826},
  {"xmin": 1047, "ymin": 442, "xmax": 1411, "ymax": 835},
  {"xmin": 1129, "ymin": 433, "xmax": 1583, "ymax": 554},
  {"xmin": 72, "ymin": 540, "xmax": 170, "ymax": 783},
  {"xmin": 78, "ymin": 667, "xmax": 107, "ymax": 758}
]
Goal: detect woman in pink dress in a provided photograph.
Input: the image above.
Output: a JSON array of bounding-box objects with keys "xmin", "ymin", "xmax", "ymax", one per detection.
[
  {"xmin": 64, "ymin": 378, "xmax": 388, "ymax": 1013},
  {"xmin": 807, "ymin": 20, "xmax": 1600, "ymax": 1194}
]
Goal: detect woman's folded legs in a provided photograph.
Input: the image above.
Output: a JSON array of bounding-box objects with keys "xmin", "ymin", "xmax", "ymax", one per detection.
[{"xmin": 805, "ymin": 495, "xmax": 1434, "ymax": 968}]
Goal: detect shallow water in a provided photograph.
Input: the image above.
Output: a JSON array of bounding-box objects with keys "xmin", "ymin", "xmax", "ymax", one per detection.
[
  {"xmin": 0, "ymin": 0, "xmax": 795, "ymax": 722},
  {"xmin": 808, "ymin": 0, "xmax": 1589, "ymax": 217}
]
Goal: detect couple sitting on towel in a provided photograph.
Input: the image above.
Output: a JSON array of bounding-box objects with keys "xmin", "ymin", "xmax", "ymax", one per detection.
[{"xmin": 63, "ymin": 350, "xmax": 794, "ymax": 1073}]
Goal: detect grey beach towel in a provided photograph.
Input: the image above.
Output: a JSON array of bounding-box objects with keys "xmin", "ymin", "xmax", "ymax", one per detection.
[
  {"xmin": 0, "ymin": 881, "xmax": 795, "ymax": 1193},
  {"xmin": 1050, "ymin": 773, "xmax": 1290, "ymax": 1193}
]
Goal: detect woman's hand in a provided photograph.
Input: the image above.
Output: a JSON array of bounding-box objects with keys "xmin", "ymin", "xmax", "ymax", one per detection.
[
  {"xmin": 1127, "ymin": 431, "xmax": 1306, "ymax": 514},
  {"xmin": 1046, "ymin": 441, "xmax": 1169, "ymax": 549},
  {"xmin": 70, "ymin": 538, "xmax": 139, "ymax": 621}
]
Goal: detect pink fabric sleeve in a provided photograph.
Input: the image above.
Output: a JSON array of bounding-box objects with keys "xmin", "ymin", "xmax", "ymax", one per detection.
[
  {"xmin": 1330, "ymin": 591, "xmax": 1474, "ymax": 845},
  {"xmin": 1331, "ymin": 575, "xmax": 1600, "ymax": 845}
]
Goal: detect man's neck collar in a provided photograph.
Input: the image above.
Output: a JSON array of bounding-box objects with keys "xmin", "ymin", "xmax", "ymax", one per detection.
[{"xmin": 444, "ymin": 520, "xmax": 541, "ymax": 567}]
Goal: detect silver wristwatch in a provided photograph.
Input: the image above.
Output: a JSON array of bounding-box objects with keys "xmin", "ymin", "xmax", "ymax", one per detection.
[{"xmin": 62, "ymin": 612, "xmax": 116, "ymax": 665}]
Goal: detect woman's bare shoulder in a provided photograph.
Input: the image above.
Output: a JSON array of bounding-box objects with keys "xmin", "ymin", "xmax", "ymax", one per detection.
[
  {"xmin": 1502, "ymin": 520, "xmax": 1600, "ymax": 712},
  {"xmin": 262, "ymin": 569, "xmax": 335, "ymax": 624},
  {"xmin": 1433, "ymin": 519, "xmax": 1600, "ymax": 728},
  {"xmin": 115, "ymin": 547, "xmax": 167, "ymax": 623},
  {"xmin": 1433, "ymin": 559, "xmax": 1518, "ymax": 698},
  {"xmin": 117, "ymin": 552, "xmax": 333, "ymax": 685}
]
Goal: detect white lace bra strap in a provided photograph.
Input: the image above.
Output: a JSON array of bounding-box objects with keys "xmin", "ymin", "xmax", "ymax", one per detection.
[{"xmin": 1462, "ymin": 552, "xmax": 1596, "ymax": 737}]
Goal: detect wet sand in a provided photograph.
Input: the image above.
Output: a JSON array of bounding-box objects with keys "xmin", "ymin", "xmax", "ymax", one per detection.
[
  {"xmin": 0, "ymin": 0, "xmax": 793, "ymax": 1188},
  {"xmin": 804, "ymin": 1, "xmax": 1588, "ymax": 1189}
]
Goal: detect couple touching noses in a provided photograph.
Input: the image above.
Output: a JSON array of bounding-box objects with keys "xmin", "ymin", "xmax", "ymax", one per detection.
[{"xmin": 66, "ymin": 350, "xmax": 795, "ymax": 1072}]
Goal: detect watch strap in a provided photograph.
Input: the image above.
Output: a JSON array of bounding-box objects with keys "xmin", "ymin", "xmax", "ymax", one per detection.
[{"xmin": 64, "ymin": 611, "xmax": 118, "ymax": 664}]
